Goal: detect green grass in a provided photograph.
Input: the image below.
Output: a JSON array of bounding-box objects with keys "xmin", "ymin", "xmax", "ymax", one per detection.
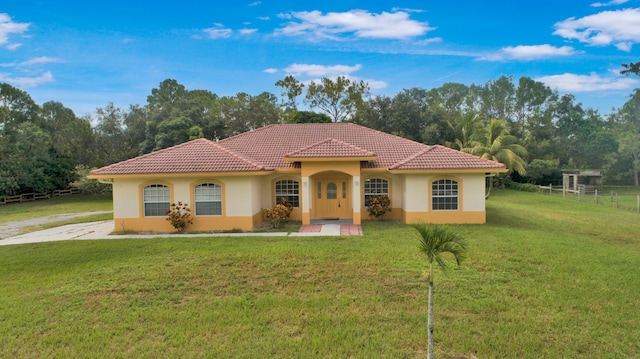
[
  {"xmin": 1, "ymin": 190, "xmax": 639, "ymax": 358},
  {"xmin": 0, "ymin": 194, "xmax": 113, "ymax": 224}
]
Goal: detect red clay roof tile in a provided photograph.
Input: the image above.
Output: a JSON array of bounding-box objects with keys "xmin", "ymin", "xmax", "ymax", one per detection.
[
  {"xmin": 90, "ymin": 123, "xmax": 505, "ymax": 176},
  {"xmin": 285, "ymin": 138, "xmax": 376, "ymax": 159},
  {"xmin": 90, "ymin": 138, "xmax": 271, "ymax": 175}
]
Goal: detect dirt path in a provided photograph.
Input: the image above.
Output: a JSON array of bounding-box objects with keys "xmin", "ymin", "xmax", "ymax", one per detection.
[{"xmin": 0, "ymin": 211, "xmax": 113, "ymax": 239}]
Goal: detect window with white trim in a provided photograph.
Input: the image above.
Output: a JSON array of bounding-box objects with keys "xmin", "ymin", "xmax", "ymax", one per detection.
[
  {"xmin": 432, "ymin": 179, "xmax": 459, "ymax": 210},
  {"xmin": 143, "ymin": 184, "xmax": 170, "ymax": 216},
  {"xmin": 364, "ymin": 178, "xmax": 389, "ymax": 207},
  {"xmin": 194, "ymin": 183, "xmax": 222, "ymax": 216},
  {"xmin": 274, "ymin": 179, "xmax": 300, "ymax": 207}
]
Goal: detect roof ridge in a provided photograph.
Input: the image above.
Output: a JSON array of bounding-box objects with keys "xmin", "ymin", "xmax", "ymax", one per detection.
[
  {"xmin": 389, "ymin": 146, "xmax": 435, "ymax": 170},
  {"xmin": 217, "ymin": 124, "xmax": 277, "ymax": 144},
  {"xmin": 209, "ymin": 141, "xmax": 272, "ymax": 170}
]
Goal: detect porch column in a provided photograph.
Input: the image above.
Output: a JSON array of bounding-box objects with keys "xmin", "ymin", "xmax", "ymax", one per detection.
[
  {"xmin": 352, "ymin": 176, "xmax": 361, "ymax": 225},
  {"xmin": 301, "ymin": 176, "xmax": 311, "ymax": 225}
]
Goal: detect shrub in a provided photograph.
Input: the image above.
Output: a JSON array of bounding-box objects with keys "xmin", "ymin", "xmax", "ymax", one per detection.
[
  {"xmin": 367, "ymin": 195, "xmax": 391, "ymax": 220},
  {"xmin": 69, "ymin": 165, "xmax": 112, "ymax": 195},
  {"xmin": 265, "ymin": 198, "xmax": 292, "ymax": 228},
  {"xmin": 505, "ymin": 181, "xmax": 539, "ymax": 192},
  {"xmin": 166, "ymin": 201, "xmax": 193, "ymax": 233}
]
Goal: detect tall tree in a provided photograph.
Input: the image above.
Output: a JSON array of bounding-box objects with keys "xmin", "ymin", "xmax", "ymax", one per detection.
[
  {"xmin": 275, "ymin": 75, "xmax": 305, "ymax": 121},
  {"xmin": 478, "ymin": 75, "xmax": 516, "ymax": 125},
  {"xmin": 305, "ymin": 76, "xmax": 369, "ymax": 122},
  {"xmin": 612, "ymin": 89, "xmax": 640, "ymax": 186},
  {"xmin": 413, "ymin": 223, "xmax": 467, "ymax": 359},
  {"xmin": 0, "ymin": 83, "xmax": 39, "ymax": 132}
]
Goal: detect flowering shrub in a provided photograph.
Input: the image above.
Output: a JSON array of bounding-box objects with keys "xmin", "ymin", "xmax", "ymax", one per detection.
[
  {"xmin": 265, "ymin": 197, "xmax": 293, "ymax": 228},
  {"xmin": 166, "ymin": 201, "xmax": 193, "ymax": 233},
  {"xmin": 367, "ymin": 195, "xmax": 391, "ymax": 220}
]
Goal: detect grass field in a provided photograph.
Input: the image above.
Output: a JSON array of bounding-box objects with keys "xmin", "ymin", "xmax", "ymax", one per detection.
[
  {"xmin": 0, "ymin": 194, "xmax": 113, "ymax": 224},
  {"xmin": 1, "ymin": 190, "xmax": 639, "ymax": 358}
]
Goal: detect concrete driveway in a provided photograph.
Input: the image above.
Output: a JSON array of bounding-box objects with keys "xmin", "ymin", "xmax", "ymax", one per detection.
[{"xmin": 0, "ymin": 219, "xmax": 358, "ymax": 246}]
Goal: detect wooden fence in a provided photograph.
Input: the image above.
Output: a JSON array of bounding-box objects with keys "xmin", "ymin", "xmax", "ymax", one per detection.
[
  {"xmin": 0, "ymin": 188, "xmax": 81, "ymax": 205},
  {"xmin": 539, "ymin": 184, "xmax": 640, "ymax": 213}
]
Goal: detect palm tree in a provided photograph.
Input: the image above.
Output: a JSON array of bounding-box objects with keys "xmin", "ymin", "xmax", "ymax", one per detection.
[
  {"xmin": 413, "ymin": 223, "xmax": 467, "ymax": 359},
  {"xmin": 463, "ymin": 119, "xmax": 527, "ymax": 198}
]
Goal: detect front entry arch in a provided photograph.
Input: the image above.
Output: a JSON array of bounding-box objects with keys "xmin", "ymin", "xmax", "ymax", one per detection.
[{"xmin": 312, "ymin": 172, "xmax": 352, "ymax": 220}]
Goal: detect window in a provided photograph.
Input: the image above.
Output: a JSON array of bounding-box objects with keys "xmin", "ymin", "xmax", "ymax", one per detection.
[
  {"xmin": 326, "ymin": 183, "xmax": 337, "ymax": 199},
  {"xmin": 274, "ymin": 179, "xmax": 300, "ymax": 208},
  {"xmin": 143, "ymin": 184, "xmax": 170, "ymax": 216},
  {"xmin": 364, "ymin": 178, "xmax": 389, "ymax": 207},
  {"xmin": 432, "ymin": 179, "xmax": 458, "ymax": 210},
  {"xmin": 194, "ymin": 183, "xmax": 222, "ymax": 216}
]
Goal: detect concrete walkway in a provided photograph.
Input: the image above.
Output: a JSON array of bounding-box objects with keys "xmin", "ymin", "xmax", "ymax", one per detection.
[{"xmin": 0, "ymin": 221, "xmax": 363, "ymax": 246}]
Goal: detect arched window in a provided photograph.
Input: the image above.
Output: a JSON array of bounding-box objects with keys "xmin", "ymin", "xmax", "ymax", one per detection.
[
  {"xmin": 432, "ymin": 179, "xmax": 458, "ymax": 210},
  {"xmin": 274, "ymin": 179, "xmax": 300, "ymax": 207},
  {"xmin": 364, "ymin": 178, "xmax": 389, "ymax": 207},
  {"xmin": 194, "ymin": 183, "xmax": 222, "ymax": 216},
  {"xmin": 143, "ymin": 184, "xmax": 170, "ymax": 216}
]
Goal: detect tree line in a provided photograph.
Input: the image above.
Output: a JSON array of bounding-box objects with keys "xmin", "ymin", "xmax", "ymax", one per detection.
[{"xmin": 1, "ymin": 73, "xmax": 640, "ymax": 197}]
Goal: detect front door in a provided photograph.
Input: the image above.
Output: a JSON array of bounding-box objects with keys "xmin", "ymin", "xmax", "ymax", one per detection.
[{"xmin": 313, "ymin": 173, "xmax": 352, "ymax": 220}]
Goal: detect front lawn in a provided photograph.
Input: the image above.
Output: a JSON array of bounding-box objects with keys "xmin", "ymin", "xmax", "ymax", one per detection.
[
  {"xmin": 0, "ymin": 194, "xmax": 113, "ymax": 224},
  {"xmin": 1, "ymin": 190, "xmax": 638, "ymax": 358}
]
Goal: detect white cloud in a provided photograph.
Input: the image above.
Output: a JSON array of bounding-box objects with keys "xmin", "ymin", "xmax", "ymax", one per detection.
[
  {"xmin": 19, "ymin": 56, "xmax": 62, "ymax": 66},
  {"xmin": 0, "ymin": 71, "xmax": 54, "ymax": 87},
  {"xmin": 203, "ymin": 24, "xmax": 232, "ymax": 39},
  {"xmin": 257, "ymin": 16, "xmax": 270, "ymax": 21},
  {"xmin": 239, "ymin": 28, "xmax": 257, "ymax": 35},
  {"xmin": 363, "ymin": 78, "xmax": 388, "ymax": 91},
  {"xmin": 248, "ymin": 1, "xmax": 261, "ymax": 6},
  {"xmin": 275, "ymin": 9, "xmax": 433, "ymax": 40},
  {"xmin": 480, "ymin": 44, "xmax": 577, "ymax": 61},
  {"xmin": 0, "ymin": 13, "xmax": 30, "ymax": 48},
  {"xmin": 391, "ymin": 7, "xmax": 425, "ymax": 13},
  {"xmin": 305, "ymin": 75, "xmax": 387, "ymax": 92},
  {"xmin": 1, "ymin": 56, "xmax": 62, "ymax": 68},
  {"xmin": 284, "ymin": 63, "xmax": 362, "ymax": 77},
  {"xmin": 535, "ymin": 72, "xmax": 639, "ymax": 92},
  {"xmin": 591, "ymin": 0, "xmax": 628, "ymax": 7},
  {"xmin": 263, "ymin": 68, "xmax": 278, "ymax": 74},
  {"xmin": 553, "ymin": 8, "xmax": 640, "ymax": 51},
  {"xmin": 414, "ymin": 37, "xmax": 442, "ymax": 46}
]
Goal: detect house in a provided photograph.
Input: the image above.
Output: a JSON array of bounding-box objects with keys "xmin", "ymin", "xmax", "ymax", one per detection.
[{"xmin": 89, "ymin": 123, "xmax": 506, "ymax": 232}]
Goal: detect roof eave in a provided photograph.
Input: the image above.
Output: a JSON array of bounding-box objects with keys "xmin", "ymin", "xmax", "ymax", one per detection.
[
  {"xmin": 388, "ymin": 167, "xmax": 507, "ymax": 174},
  {"xmin": 88, "ymin": 170, "xmax": 275, "ymax": 179}
]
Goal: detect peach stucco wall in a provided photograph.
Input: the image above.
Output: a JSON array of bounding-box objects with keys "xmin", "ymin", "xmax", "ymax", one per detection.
[{"xmin": 109, "ymin": 171, "xmax": 489, "ymax": 232}]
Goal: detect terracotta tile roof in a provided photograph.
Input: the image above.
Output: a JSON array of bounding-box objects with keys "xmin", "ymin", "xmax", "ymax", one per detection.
[
  {"xmin": 389, "ymin": 145, "xmax": 506, "ymax": 170},
  {"xmin": 285, "ymin": 138, "xmax": 376, "ymax": 159},
  {"xmin": 91, "ymin": 123, "xmax": 505, "ymax": 176},
  {"xmin": 90, "ymin": 138, "xmax": 271, "ymax": 175},
  {"xmin": 219, "ymin": 123, "xmax": 427, "ymax": 169}
]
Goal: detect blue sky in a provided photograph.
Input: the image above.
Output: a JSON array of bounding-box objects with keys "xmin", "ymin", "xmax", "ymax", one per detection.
[{"xmin": 2, "ymin": 1, "xmax": 640, "ymax": 117}]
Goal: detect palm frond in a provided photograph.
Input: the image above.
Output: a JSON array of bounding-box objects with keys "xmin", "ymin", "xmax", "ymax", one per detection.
[{"xmin": 413, "ymin": 223, "xmax": 467, "ymax": 271}]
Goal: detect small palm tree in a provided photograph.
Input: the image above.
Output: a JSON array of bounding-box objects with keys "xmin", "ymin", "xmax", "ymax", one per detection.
[{"xmin": 413, "ymin": 223, "xmax": 467, "ymax": 359}]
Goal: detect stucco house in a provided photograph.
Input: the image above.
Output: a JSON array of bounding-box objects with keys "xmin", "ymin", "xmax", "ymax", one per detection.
[{"xmin": 89, "ymin": 123, "xmax": 506, "ymax": 232}]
